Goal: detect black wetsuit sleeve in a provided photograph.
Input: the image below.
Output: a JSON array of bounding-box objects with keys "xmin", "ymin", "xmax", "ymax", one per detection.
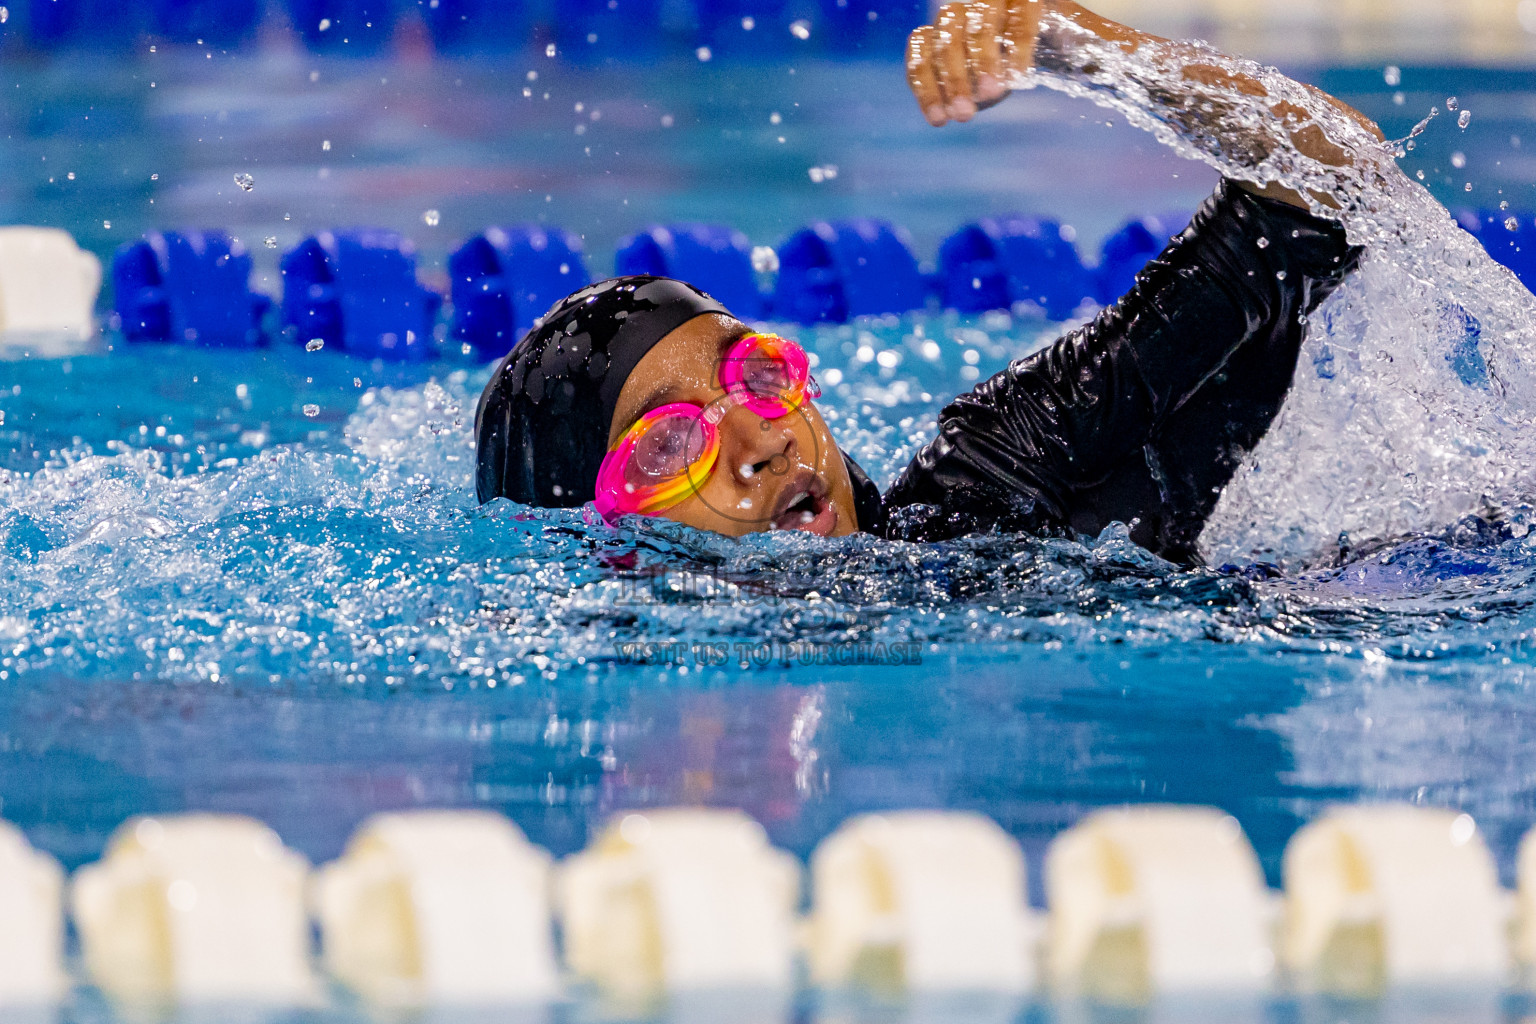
[{"xmin": 875, "ymin": 179, "xmax": 1360, "ymax": 545}]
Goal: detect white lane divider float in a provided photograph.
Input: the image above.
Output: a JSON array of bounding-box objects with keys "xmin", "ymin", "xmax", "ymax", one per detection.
[
  {"xmin": 312, "ymin": 810, "xmax": 559, "ymax": 1006},
  {"xmin": 1045, "ymin": 806, "xmax": 1275, "ymax": 1003},
  {"xmin": 72, "ymin": 814, "xmax": 316, "ymax": 1004},
  {"xmin": 557, "ymin": 808, "xmax": 800, "ymax": 999},
  {"xmin": 1281, "ymin": 805, "xmax": 1509, "ymax": 994},
  {"xmin": 0, "ymin": 227, "xmax": 101, "ymax": 342},
  {"xmin": 806, "ymin": 811, "xmax": 1039, "ymax": 993},
  {"xmin": 0, "ymin": 821, "xmax": 67, "ymax": 1003}
]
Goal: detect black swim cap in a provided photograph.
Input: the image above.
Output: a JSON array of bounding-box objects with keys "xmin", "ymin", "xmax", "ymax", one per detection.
[{"xmin": 474, "ymin": 276, "xmax": 729, "ymax": 507}]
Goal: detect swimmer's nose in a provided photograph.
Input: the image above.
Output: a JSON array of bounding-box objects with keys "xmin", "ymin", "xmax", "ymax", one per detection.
[{"xmin": 722, "ymin": 408, "xmax": 797, "ymax": 486}]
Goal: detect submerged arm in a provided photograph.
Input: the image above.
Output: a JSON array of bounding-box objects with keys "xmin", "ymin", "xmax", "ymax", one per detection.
[{"xmin": 906, "ymin": 0, "xmax": 1385, "ymax": 209}]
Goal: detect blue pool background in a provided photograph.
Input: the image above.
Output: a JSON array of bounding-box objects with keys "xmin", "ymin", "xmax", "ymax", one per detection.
[{"xmin": 6, "ymin": 4, "xmax": 1536, "ymax": 991}]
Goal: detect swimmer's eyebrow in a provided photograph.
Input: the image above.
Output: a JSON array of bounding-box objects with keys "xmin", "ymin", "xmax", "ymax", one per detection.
[{"xmin": 613, "ymin": 327, "xmax": 753, "ymax": 438}]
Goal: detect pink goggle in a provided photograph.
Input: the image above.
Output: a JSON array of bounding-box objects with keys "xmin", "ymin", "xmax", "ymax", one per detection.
[{"xmin": 593, "ymin": 333, "xmax": 821, "ymax": 521}]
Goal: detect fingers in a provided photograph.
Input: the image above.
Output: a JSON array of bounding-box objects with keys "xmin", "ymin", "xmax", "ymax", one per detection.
[
  {"xmin": 907, "ymin": 0, "xmax": 1025, "ymax": 126},
  {"xmin": 1001, "ymin": 0, "xmax": 1042, "ymax": 77},
  {"xmin": 906, "ymin": 27, "xmax": 947, "ymax": 126},
  {"xmin": 933, "ymin": 3, "xmax": 976, "ymax": 122},
  {"xmin": 966, "ymin": 1, "xmax": 1008, "ymax": 105}
]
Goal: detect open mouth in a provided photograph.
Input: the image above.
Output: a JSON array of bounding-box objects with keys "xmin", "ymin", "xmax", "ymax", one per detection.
[{"xmin": 770, "ymin": 476, "xmax": 837, "ymax": 536}]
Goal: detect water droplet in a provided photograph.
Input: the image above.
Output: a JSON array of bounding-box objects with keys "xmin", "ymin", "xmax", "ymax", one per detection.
[
  {"xmin": 1256, "ymin": 236, "xmax": 1269, "ymax": 249},
  {"xmin": 695, "ymin": 45, "xmax": 712, "ymax": 60},
  {"xmin": 739, "ymin": 497, "xmax": 753, "ymax": 509},
  {"xmin": 1451, "ymin": 151, "xmax": 1466, "ymax": 168},
  {"xmin": 305, "ymin": 339, "xmax": 325, "ymax": 352},
  {"xmin": 789, "ymin": 19, "xmax": 811, "ymax": 38},
  {"xmin": 264, "ymin": 236, "xmax": 277, "ymax": 248},
  {"xmin": 1275, "ymin": 270, "xmax": 1287, "ymax": 281},
  {"xmin": 303, "ymin": 404, "xmax": 320, "ymax": 417},
  {"xmin": 1507, "ymin": 216, "xmax": 1520, "ymax": 231},
  {"xmin": 233, "ymin": 172, "xmax": 254, "ymax": 191},
  {"xmin": 545, "ymin": 42, "xmax": 556, "ymax": 57},
  {"xmin": 423, "ymin": 209, "xmax": 440, "ymax": 227},
  {"xmin": 1383, "ymin": 65, "xmax": 1401, "ymax": 86},
  {"xmin": 751, "ymin": 246, "xmax": 779, "ymax": 274},
  {"xmin": 1459, "ymin": 110, "xmax": 1472, "ymax": 129}
]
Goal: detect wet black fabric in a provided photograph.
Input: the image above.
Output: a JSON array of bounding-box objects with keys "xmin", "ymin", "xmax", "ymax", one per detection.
[
  {"xmin": 878, "ymin": 179, "xmax": 1362, "ymax": 562},
  {"xmin": 474, "ymin": 276, "xmax": 727, "ymax": 507}
]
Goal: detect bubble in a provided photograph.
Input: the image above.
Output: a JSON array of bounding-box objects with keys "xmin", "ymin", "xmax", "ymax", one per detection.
[
  {"xmin": 1465, "ymin": 182, "xmax": 1474, "ymax": 192},
  {"xmin": 303, "ymin": 404, "xmax": 320, "ymax": 417},
  {"xmin": 264, "ymin": 236, "xmax": 277, "ymax": 249},
  {"xmin": 741, "ymin": 15, "xmax": 754, "ymax": 29},
  {"xmin": 150, "ymin": 173, "xmax": 158, "ymax": 180},
  {"xmin": 305, "ymin": 339, "xmax": 325, "ymax": 352},
  {"xmin": 545, "ymin": 43, "xmax": 555, "ymax": 56},
  {"xmin": 1446, "ymin": 96, "xmax": 1458, "ymax": 111},
  {"xmin": 353, "ymin": 377, "xmax": 362, "ymax": 388},
  {"xmin": 789, "ymin": 19, "xmax": 811, "ymax": 39},
  {"xmin": 322, "ymin": 139, "xmax": 330, "ymax": 151},
  {"xmin": 423, "ymin": 209, "xmax": 441, "ymax": 227},
  {"xmin": 317, "ymin": 17, "xmax": 331, "ymax": 30},
  {"xmin": 660, "ymin": 113, "xmax": 675, "ymax": 128},
  {"xmin": 696, "ymin": 46, "xmax": 712, "ymax": 60},
  {"xmin": 1451, "ymin": 151, "xmax": 1466, "ymax": 168},
  {"xmin": 1383, "ymin": 65, "xmax": 1401, "ymax": 86},
  {"xmin": 751, "ymin": 246, "xmax": 779, "ymax": 274},
  {"xmin": 0, "ymin": 8, "xmax": 9, "ymax": 23},
  {"xmin": 807, "ymin": 164, "xmax": 838, "ymax": 183},
  {"xmin": 1502, "ymin": 200, "xmax": 1511, "ymax": 210},
  {"xmin": 1393, "ymin": 92, "xmax": 1405, "ymax": 105},
  {"xmin": 1459, "ymin": 110, "xmax": 1472, "ymax": 129},
  {"xmin": 1507, "ymin": 217, "xmax": 1520, "ymax": 232},
  {"xmin": 1256, "ymin": 237, "xmax": 1269, "ymax": 249},
  {"xmin": 1275, "ymin": 270, "xmax": 1287, "ymax": 281},
  {"xmin": 770, "ymin": 111, "xmax": 782, "ymax": 125},
  {"xmin": 102, "ymin": 220, "xmax": 111, "ymax": 229},
  {"xmin": 233, "ymin": 173, "xmax": 254, "ymax": 191}
]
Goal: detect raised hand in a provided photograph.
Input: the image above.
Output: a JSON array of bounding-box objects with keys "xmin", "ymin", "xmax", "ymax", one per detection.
[{"xmin": 905, "ymin": 0, "xmax": 1047, "ymax": 127}]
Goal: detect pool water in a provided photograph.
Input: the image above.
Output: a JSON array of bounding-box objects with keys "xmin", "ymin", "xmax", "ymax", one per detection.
[{"xmin": 5, "ymin": 43, "xmax": 1536, "ymax": 1019}]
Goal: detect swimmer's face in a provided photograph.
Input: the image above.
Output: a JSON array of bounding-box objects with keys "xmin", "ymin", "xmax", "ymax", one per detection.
[{"xmin": 608, "ymin": 313, "xmax": 859, "ymax": 538}]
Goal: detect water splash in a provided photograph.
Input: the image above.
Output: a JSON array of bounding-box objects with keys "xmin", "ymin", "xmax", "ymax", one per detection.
[{"xmin": 1021, "ymin": 11, "xmax": 1536, "ymax": 568}]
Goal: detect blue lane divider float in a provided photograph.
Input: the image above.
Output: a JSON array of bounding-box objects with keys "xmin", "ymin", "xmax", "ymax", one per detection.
[
  {"xmin": 112, "ymin": 231, "xmax": 271, "ymax": 347},
  {"xmin": 774, "ymin": 218, "xmax": 926, "ymax": 324},
  {"xmin": 615, "ymin": 223, "xmax": 765, "ymax": 319},
  {"xmin": 281, "ymin": 230, "xmax": 440, "ymax": 360},
  {"xmin": 1094, "ymin": 211, "xmax": 1191, "ymax": 306},
  {"xmin": 938, "ymin": 215, "xmax": 1096, "ymax": 321},
  {"xmin": 449, "ymin": 225, "xmax": 590, "ymax": 359}
]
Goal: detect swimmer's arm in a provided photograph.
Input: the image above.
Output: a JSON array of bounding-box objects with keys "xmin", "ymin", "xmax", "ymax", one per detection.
[{"xmin": 906, "ymin": 0, "xmax": 1385, "ymax": 209}]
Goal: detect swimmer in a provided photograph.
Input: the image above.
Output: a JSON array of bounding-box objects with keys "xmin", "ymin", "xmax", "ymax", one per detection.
[{"xmin": 475, "ymin": 0, "xmax": 1383, "ymax": 564}]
